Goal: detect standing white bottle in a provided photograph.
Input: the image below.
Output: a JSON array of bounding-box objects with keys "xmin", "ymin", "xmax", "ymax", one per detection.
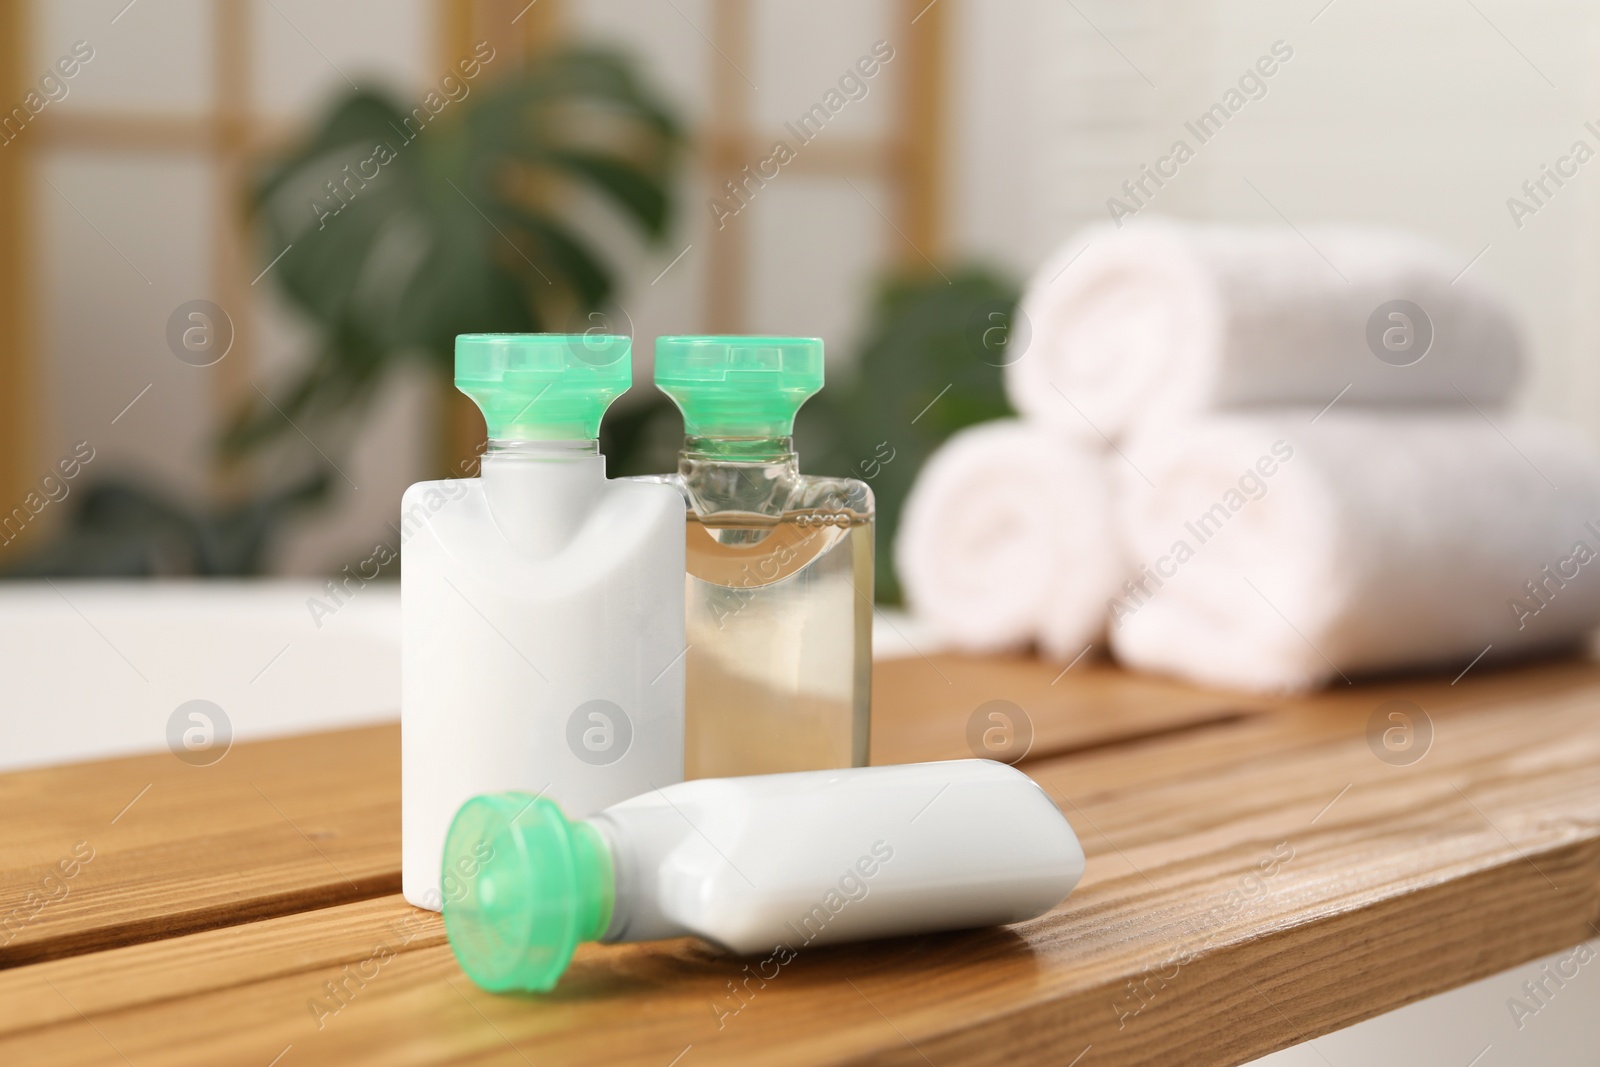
[
  {"xmin": 440, "ymin": 759, "xmax": 1086, "ymax": 991},
  {"xmin": 402, "ymin": 333, "xmax": 686, "ymax": 911}
]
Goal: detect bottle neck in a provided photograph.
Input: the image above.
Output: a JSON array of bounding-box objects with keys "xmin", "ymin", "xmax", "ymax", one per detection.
[
  {"xmin": 677, "ymin": 436, "xmax": 800, "ymax": 517},
  {"xmin": 484, "ymin": 438, "xmax": 601, "ymax": 459},
  {"xmin": 479, "ymin": 438, "xmax": 605, "ymax": 557},
  {"xmin": 588, "ymin": 810, "xmax": 697, "ymax": 944},
  {"xmin": 680, "ymin": 435, "xmax": 797, "ymax": 466},
  {"xmin": 568, "ymin": 820, "xmax": 617, "ymax": 945}
]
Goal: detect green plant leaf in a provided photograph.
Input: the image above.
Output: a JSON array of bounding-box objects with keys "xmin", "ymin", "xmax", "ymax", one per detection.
[
  {"xmin": 541, "ymin": 151, "xmax": 671, "ymax": 236},
  {"xmin": 237, "ymin": 49, "xmax": 685, "ymax": 467}
]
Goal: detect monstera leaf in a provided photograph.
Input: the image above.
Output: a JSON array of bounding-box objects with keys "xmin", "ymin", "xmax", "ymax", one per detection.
[{"xmin": 225, "ymin": 48, "xmax": 683, "ymax": 458}]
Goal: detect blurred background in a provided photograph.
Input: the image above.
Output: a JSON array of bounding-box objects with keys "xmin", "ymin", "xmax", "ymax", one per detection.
[
  {"xmin": 0, "ymin": 0, "xmax": 999, "ymax": 593},
  {"xmin": 5, "ymin": 0, "xmax": 1600, "ymax": 591}
]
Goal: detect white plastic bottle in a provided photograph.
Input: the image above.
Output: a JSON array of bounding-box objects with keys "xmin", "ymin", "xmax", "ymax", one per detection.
[
  {"xmin": 440, "ymin": 759, "xmax": 1085, "ymax": 991},
  {"xmin": 402, "ymin": 334, "xmax": 686, "ymax": 911}
]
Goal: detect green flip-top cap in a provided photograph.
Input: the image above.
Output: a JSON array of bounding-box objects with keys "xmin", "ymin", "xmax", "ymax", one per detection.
[
  {"xmin": 456, "ymin": 334, "xmax": 630, "ymax": 441},
  {"xmin": 654, "ymin": 336, "xmax": 823, "ymax": 438},
  {"xmin": 442, "ymin": 793, "xmax": 614, "ymax": 993}
]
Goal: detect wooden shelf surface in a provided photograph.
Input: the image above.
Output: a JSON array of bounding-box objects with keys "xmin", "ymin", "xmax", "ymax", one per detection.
[{"xmin": 3, "ymin": 654, "xmax": 1599, "ymax": 1065}]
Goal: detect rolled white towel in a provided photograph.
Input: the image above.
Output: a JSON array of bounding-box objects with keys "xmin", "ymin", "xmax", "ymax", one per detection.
[
  {"xmin": 896, "ymin": 419, "xmax": 1120, "ymax": 660},
  {"xmin": 1110, "ymin": 412, "xmax": 1600, "ymax": 692},
  {"xmin": 1007, "ymin": 218, "xmax": 1523, "ymax": 441}
]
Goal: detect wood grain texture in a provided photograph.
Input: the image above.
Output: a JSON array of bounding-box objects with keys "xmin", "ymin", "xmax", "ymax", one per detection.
[
  {"xmin": 0, "ymin": 653, "xmax": 1251, "ymax": 971},
  {"xmin": 870, "ymin": 652, "xmax": 1277, "ymax": 765},
  {"xmin": 0, "ymin": 725, "xmax": 400, "ymax": 966},
  {"xmin": 0, "ymin": 896, "xmax": 442, "ymax": 1037},
  {"xmin": 2, "ymin": 657, "xmax": 1599, "ymax": 1066}
]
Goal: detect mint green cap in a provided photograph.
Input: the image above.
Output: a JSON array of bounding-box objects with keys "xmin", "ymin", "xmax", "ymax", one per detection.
[
  {"xmin": 456, "ymin": 334, "xmax": 630, "ymax": 441},
  {"xmin": 654, "ymin": 336, "xmax": 823, "ymax": 437},
  {"xmin": 442, "ymin": 793, "xmax": 614, "ymax": 994}
]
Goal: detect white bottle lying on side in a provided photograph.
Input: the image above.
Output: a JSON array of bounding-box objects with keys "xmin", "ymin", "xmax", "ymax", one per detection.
[
  {"xmin": 440, "ymin": 759, "xmax": 1085, "ymax": 991},
  {"xmin": 401, "ymin": 334, "xmax": 686, "ymax": 912}
]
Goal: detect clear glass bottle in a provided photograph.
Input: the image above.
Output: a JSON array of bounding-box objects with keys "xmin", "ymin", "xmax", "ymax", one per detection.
[{"xmin": 647, "ymin": 336, "xmax": 872, "ymax": 777}]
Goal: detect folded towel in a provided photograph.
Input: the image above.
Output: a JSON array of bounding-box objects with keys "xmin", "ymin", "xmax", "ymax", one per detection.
[
  {"xmin": 1110, "ymin": 412, "xmax": 1600, "ymax": 692},
  {"xmin": 895, "ymin": 419, "xmax": 1120, "ymax": 660},
  {"xmin": 1007, "ymin": 219, "xmax": 1524, "ymax": 442}
]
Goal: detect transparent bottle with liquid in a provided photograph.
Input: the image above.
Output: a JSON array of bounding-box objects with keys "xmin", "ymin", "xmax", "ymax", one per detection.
[{"xmin": 646, "ymin": 336, "xmax": 872, "ymax": 778}]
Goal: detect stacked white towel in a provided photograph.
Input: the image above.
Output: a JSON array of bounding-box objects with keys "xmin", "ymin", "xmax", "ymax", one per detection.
[
  {"xmin": 896, "ymin": 217, "xmax": 1600, "ymax": 690},
  {"xmin": 1112, "ymin": 413, "xmax": 1600, "ymax": 692},
  {"xmin": 896, "ymin": 420, "xmax": 1119, "ymax": 662},
  {"xmin": 1007, "ymin": 218, "xmax": 1522, "ymax": 441}
]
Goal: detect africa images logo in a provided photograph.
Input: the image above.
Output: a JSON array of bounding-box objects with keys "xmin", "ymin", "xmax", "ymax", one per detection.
[{"xmin": 566, "ymin": 699, "xmax": 633, "ymax": 766}]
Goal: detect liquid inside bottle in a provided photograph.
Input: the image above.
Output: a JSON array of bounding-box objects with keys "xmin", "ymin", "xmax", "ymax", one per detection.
[
  {"xmin": 684, "ymin": 507, "xmax": 872, "ymax": 777},
  {"xmin": 646, "ymin": 334, "xmax": 874, "ymax": 779}
]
